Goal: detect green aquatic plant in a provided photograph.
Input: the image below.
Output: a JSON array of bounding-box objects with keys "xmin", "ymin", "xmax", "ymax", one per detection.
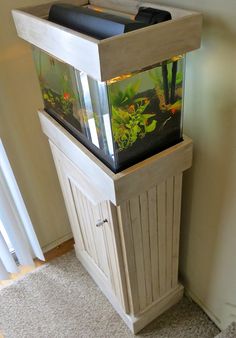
[
  {"xmin": 41, "ymin": 69, "xmax": 75, "ymax": 116},
  {"xmin": 43, "ymin": 88, "xmax": 56, "ymax": 107},
  {"xmin": 110, "ymin": 81, "xmax": 158, "ymax": 150},
  {"xmin": 109, "ymin": 80, "xmax": 141, "ymax": 108},
  {"xmin": 42, "ymin": 87, "xmax": 74, "ymax": 116},
  {"xmin": 112, "ymin": 99, "xmax": 157, "ymax": 150}
]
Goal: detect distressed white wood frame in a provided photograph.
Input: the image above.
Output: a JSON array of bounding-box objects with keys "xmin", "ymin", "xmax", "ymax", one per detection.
[{"xmin": 12, "ymin": 0, "xmax": 202, "ymax": 81}]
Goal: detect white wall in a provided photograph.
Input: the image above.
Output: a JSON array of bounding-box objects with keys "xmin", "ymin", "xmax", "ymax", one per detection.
[
  {"xmin": 153, "ymin": 0, "xmax": 236, "ymax": 330},
  {"xmin": 0, "ymin": 1, "xmax": 72, "ymax": 251}
]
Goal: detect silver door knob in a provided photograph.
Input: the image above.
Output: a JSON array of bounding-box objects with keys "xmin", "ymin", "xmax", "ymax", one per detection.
[{"xmin": 96, "ymin": 219, "xmax": 108, "ymax": 227}]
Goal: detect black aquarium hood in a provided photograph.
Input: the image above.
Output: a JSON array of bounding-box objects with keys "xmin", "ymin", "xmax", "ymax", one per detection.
[{"xmin": 48, "ymin": 4, "xmax": 172, "ymax": 39}]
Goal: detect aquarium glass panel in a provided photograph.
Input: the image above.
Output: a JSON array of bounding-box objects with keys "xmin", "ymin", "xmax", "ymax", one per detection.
[
  {"xmin": 32, "ymin": 47, "xmax": 115, "ymax": 166},
  {"xmin": 107, "ymin": 55, "xmax": 184, "ymax": 169},
  {"xmin": 32, "ymin": 47, "xmax": 81, "ymax": 127},
  {"xmin": 32, "ymin": 46, "xmax": 185, "ymax": 172}
]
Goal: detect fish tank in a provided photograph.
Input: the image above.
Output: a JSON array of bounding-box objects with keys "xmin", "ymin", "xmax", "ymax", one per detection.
[{"xmin": 32, "ymin": 46, "xmax": 185, "ymax": 172}]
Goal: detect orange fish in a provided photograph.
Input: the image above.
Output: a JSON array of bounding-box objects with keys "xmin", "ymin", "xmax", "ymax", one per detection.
[
  {"xmin": 168, "ymin": 100, "xmax": 182, "ymax": 115},
  {"xmin": 63, "ymin": 92, "xmax": 70, "ymax": 100}
]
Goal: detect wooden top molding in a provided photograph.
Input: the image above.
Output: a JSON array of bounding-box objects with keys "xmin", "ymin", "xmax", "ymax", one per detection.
[
  {"xmin": 12, "ymin": 0, "xmax": 202, "ymax": 81},
  {"xmin": 39, "ymin": 110, "xmax": 193, "ymax": 206}
]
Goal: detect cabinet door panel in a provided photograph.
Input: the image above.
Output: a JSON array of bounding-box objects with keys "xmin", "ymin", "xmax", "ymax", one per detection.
[
  {"xmin": 50, "ymin": 142, "xmax": 129, "ymax": 313},
  {"xmin": 72, "ymin": 183, "xmax": 110, "ymax": 277}
]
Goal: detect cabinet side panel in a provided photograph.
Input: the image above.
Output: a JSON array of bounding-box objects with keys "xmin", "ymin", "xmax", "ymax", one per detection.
[
  {"xmin": 157, "ymin": 181, "xmax": 167, "ymax": 296},
  {"xmin": 118, "ymin": 175, "xmax": 183, "ymax": 315},
  {"xmin": 117, "ymin": 202, "xmax": 140, "ymax": 314},
  {"xmin": 148, "ymin": 186, "xmax": 160, "ymax": 302},
  {"xmin": 172, "ymin": 173, "xmax": 183, "ymax": 288},
  {"xmin": 129, "ymin": 197, "xmax": 147, "ymax": 311},
  {"xmin": 166, "ymin": 176, "xmax": 174, "ymax": 291},
  {"xmin": 139, "ymin": 192, "xmax": 152, "ymax": 307}
]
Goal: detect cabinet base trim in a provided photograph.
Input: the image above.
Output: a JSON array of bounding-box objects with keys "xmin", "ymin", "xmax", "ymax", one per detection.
[
  {"xmin": 131, "ymin": 284, "xmax": 184, "ymax": 333},
  {"xmin": 75, "ymin": 244, "xmax": 183, "ymax": 334}
]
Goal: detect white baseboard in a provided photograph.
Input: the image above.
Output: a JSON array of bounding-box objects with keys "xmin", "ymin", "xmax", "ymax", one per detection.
[
  {"xmin": 42, "ymin": 233, "xmax": 73, "ymax": 253},
  {"xmin": 184, "ymin": 288, "xmax": 222, "ymax": 330}
]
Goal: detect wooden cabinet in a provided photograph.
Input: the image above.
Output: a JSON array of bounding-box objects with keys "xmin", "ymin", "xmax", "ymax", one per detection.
[{"xmin": 39, "ymin": 110, "xmax": 193, "ymax": 333}]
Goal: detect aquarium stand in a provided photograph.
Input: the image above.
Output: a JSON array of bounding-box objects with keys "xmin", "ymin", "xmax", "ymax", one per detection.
[{"xmin": 39, "ymin": 110, "xmax": 193, "ymax": 334}]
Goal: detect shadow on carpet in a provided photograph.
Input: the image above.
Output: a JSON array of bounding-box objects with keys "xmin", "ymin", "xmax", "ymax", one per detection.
[{"xmin": 0, "ymin": 251, "xmax": 220, "ymax": 338}]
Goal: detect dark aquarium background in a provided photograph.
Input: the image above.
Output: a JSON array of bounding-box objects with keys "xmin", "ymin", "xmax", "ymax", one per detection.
[{"xmin": 32, "ymin": 46, "xmax": 185, "ymax": 172}]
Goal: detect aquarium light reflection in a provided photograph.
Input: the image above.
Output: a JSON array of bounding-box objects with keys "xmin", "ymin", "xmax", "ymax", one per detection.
[
  {"xmin": 107, "ymin": 55, "xmax": 184, "ymax": 85},
  {"xmin": 88, "ymin": 118, "xmax": 99, "ymax": 148},
  {"xmin": 107, "ymin": 73, "xmax": 133, "ymax": 84},
  {"xmin": 103, "ymin": 114, "xmax": 114, "ymax": 156},
  {"xmin": 87, "ymin": 5, "xmax": 134, "ymax": 20}
]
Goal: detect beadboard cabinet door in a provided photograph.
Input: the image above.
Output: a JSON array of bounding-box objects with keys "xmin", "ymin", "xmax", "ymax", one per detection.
[{"xmin": 49, "ymin": 141, "xmax": 129, "ymax": 314}]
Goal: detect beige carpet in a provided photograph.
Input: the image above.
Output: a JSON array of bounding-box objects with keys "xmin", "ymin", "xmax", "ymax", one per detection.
[{"xmin": 0, "ymin": 251, "xmax": 220, "ymax": 338}]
